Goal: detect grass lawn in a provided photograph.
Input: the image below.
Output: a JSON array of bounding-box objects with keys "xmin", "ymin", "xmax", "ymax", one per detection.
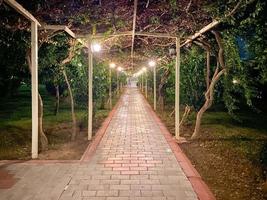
[
  {"xmin": 145, "ymin": 92, "xmax": 267, "ymax": 200},
  {"xmin": 0, "ymin": 84, "xmax": 119, "ymax": 160}
]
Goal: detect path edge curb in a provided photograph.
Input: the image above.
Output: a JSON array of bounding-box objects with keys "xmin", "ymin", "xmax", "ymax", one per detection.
[
  {"xmin": 80, "ymin": 92, "xmax": 123, "ymax": 162},
  {"xmin": 142, "ymin": 94, "xmax": 216, "ymax": 200}
]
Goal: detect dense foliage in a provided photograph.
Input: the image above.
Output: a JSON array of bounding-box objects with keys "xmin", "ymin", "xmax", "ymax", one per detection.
[
  {"xmin": 141, "ymin": 0, "xmax": 267, "ymax": 119},
  {"xmin": 0, "ymin": 29, "xmax": 29, "ymax": 96},
  {"xmin": 0, "ymin": 0, "xmax": 265, "ymax": 143}
]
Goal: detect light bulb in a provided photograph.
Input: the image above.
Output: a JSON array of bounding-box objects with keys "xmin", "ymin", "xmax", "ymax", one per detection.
[
  {"xmin": 148, "ymin": 60, "xmax": 156, "ymax": 67},
  {"xmin": 91, "ymin": 43, "xmax": 101, "ymax": 52}
]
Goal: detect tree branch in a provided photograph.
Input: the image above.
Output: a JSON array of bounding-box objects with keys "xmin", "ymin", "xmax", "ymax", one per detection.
[
  {"xmin": 212, "ymin": 31, "xmax": 226, "ymax": 69},
  {"xmin": 181, "ymin": 0, "xmax": 245, "ymax": 47}
]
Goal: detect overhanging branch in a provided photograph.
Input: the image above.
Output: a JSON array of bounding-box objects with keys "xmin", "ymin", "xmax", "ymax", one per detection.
[
  {"xmin": 181, "ymin": 0, "xmax": 244, "ymax": 47},
  {"xmin": 131, "ymin": 0, "xmax": 138, "ymax": 69}
]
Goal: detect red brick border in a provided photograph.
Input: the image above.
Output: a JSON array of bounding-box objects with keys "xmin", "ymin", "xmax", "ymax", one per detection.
[
  {"xmin": 80, "ymin": 95, "xmax": 122, "ymax": 162},
  {"xmin": 142, "ymin": 95, "xmax": 216, "ymax": 200}
]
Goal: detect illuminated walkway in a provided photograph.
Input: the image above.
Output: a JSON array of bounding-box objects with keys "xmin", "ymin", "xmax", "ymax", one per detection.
[{"xmin": 0, "ymin": 87, "xmax": 197, "ymax": 200}]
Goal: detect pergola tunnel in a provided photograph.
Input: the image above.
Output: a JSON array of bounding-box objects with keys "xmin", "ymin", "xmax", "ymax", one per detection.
[
  {"xmin": 2, "ymin": 0, "xmax": 183, "ymax": 159},
  {"xmin": 1, "ymin": 1, "xmax": 267, "ymax": 199},
  {"xmin": 133, "ymin": 35, "xmax": 181, "ymax": 139}
]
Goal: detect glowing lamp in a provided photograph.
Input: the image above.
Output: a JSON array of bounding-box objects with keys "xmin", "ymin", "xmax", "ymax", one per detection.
[
  {"xmin": 109, "ymin": 63, "xmax": 116, "ymax": 68},
  {"xmin": 232, "ymin": 79, "xmax": 239, "ymax": 84},
  {"xmin": 148, "ymin": 60, "xmax": 156, "ymax": 67},
  {"xmin": 142, "ymin": 67, "xmax": 147, "ymax": 72},
  {"xmin": 91, "ymin": 43, "xmax": 101, "ymax": 52}
]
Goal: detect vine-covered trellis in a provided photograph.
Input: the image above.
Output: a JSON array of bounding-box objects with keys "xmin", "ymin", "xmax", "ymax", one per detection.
[{"xmin": 2, "ymin": 0, "xmax": 265, "ymax": 158}]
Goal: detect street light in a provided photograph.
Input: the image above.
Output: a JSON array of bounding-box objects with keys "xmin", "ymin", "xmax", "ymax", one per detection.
[
  {"xmin": 109, "ymin": 63, "xmax": 116, "ymax": 109},
  {"xmin": 142, "ymin": 67, "xmax": 148, "ymax": 98},
  {"xmin": 141, "ymin": 67, "xmax": 147, "ymax": 93},
  {"xmin": 148, "ymin": 60, "xmax": 156, "ymax": 67},
  {"xmin": 116, "ymin": 67, "xmax": 123, "ymax": 94},
  {"xmin": 109, "ymin": 62, "xmax": 116, "ymax": 68},
  {"xmin": 91, "ymin": 42, "xmax": 101, "ymax": 52},
  {"xmin": 233, "ymin": 79, "xmax": 239, "ymax": 84},
  {"xmin": 148, "ymin": 60, "xmax": 157, "ymax": 110},
  {"xmin": 117, "ymin": 66, "xmax": 123, "ymax": 71},
  {"xmin": 88, "ymin": 41, "xmax": 102, "ymax": 140},
  {"xmin": 136, "ymin": 70, "xmax": 142, "ymax": 90}
]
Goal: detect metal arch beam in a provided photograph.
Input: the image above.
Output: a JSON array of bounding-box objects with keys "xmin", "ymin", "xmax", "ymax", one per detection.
[
  {"xmin": 181, "ymin": 20, "xmax": 220, "ymax": 47},
  {"xmin": 131, "ymin": 0, "xmax": 138, "ymax": 69},
  {"xmin": 78, "ymin": 32, "xmax": 177, "ymax": 39},
  {"xmin": 31, "ymin": 21, "xmax": 39, "ymax": 158},
  {"xmin": 40, "ymin": 25, "xmax": 76, "ymax": 38},
  {"xmin": 4, "ymin": 0, "xmax": 41, "ymax": 26},
  {"xmin": 175, "ymin": 37, "xmax": 180, "ymax": 139},
  {"xmin": 135, "ymin": 32, "xmax": 177, "ymax": 39},
  {"xmin": 41, "ymin": 25, "xmax": 90, "ymax": 47},
  {"xmin": 87, "ymin": 37, "xmax": 93, "ymax": 140},
  {"xmin": 64, "ymin": 27, "xmax": 76, "ymax": 38},
  {"xmin": 153, "ymin": 65, "xmax": 156, "ymax": 110},
  {"xmin": 77, "ymin": 31, "xmax": 132, "ymax": 39},
  {"xmin": 4, "ymin": 0, "xmax": 40, "ymax": 158}
]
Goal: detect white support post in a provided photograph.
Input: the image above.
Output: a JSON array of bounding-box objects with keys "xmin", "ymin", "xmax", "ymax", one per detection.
[
  {"xmin": 31, "ymin": 21, "xmax": 38, "ymax": 159},
  {"xmin": 175, "ymin": 37, "xmax": 180, "ymax": 139},
  {"xmin": 153, "ymin": 66, "xmax": 156, "ymax": 110},
  {"xmin": 145, "ymin": 71, "xmax": 148, "ymax": 98},
  {"xmin": 117, "ymin": 71, "xmax": 119, "ymax": 95},
  {"xmin": 141, "ymin": 73, "xmax": 144, "ymax": 92},
  {"xmin": 88, "ymin": 38, "xmax": 93, "ymax": 140},
  {"xmin": 109, "ymin": 68, "xmax": 112, "ymax": 109}
]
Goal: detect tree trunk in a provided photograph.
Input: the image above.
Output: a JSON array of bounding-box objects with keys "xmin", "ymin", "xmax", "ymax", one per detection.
[
  {"xmin": 206, "ymin": 50, "xmax": 210, "ymax": 90},
  {"xmin": 191, "ymin": 31, "xmax": 226, "ymax": 139},
  {"xmin": 179, "ymin": 105, "xmax": 191, "ymax": 126},
  {"xmin": 59, "ymin": 39, "xmax": 78, "ymax": 140},
  {"xmin": 158, "ymin": 92, "xmax": 164, "ymax": 111},
  {"xmin": 62, "ymin": 68, "xmax": 77, "ymax": 141},
  {"xmin": 194, "ymin": 40, "xmax": 211, "ymax": 90},
  {"xmin": 54, "ymin": 85, "xmax": 60, "ymax": 115},
  {"xmin": 26, "ymin": 50, "xmax": 48, "ymax": 151},
  {"xmin": 191, "ymin": 68, "xmax": 226, "ymax": 139},
  {"xmin": 158, "ymin": 69, "xmax": 170, "ymax": 111},
  {"xmin": 38, "ymin": 93, "xmax": 49, "ymax": 150}
]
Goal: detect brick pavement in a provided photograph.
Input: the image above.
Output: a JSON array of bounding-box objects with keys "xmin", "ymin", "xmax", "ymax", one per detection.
[{"xmin": 0, "ymin": 87, "xmax": 198, "ymax": 200}]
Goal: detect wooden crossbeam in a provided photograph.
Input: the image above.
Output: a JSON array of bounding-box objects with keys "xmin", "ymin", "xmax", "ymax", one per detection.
[
  {"xmin": 40, "ymin": 25, "xmax": 76, "ymax": 38},
  {"xmin": 131, "ymin": 0, "xmax": 138, "ymax": 68},
  {"xmin": 135, "ymin": 32, "xmax": 177, "ymax": 39},
  {"xmin": 4, "ymin": 0, "xmax": 41, "ymax": 26},
  {"xmin": 78, "ymin": 31, "xmax": 177, "ymax": 39},
  {"xmin": 181, "ymin": 20, "xmax": 219, "ymax": 47},
  {"xmin": 77, "ymin": 39, "xmax": 88, "ymax": 48},
  {"xmin": 181, "ymin": 0, "xmax": 244, "ymax": 47},
  {"xmin": 64, "ymin": 26, "xmax": 76, "ymax": 38},
  {"xmin": 91, "ymin": 31, "xmax": 133, "ymax": 39},
  {"xmin": 40, "ymin": 25, "xmax": 65, "ymax": 30}
]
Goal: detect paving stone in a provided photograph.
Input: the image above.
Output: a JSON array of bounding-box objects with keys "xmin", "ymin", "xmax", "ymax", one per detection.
[
  {"xmin": 110, "ymin": 184, "xmax": 130, "ymax": 190},
  {"xmin": 82, "ymin": 190, "xmax": 97, "ymax": 196},
  {"xmin": 131, "ymin": 184, "xmax": 151, "ymax": 190},
  {"xmin": 142, "ymin": 190, "xmax": 164, "ymax": 197},
  {"xmin": 119, "ymin": 190, "xmax": 141, "ymax": 197},
  {"xmin": 0, "ymin": 88, "xmax": 197, "ymax": 200},
  {"xmin": 107, "ymin": 197, "xmax": 129, "ymax": 200},
  {"xmin": 96, "ymin": 190, "xmax": 119, "ymax": 197},
  {"xmin": 82, "ymin": 197, "xmax": 106, "ymax": 200}
]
